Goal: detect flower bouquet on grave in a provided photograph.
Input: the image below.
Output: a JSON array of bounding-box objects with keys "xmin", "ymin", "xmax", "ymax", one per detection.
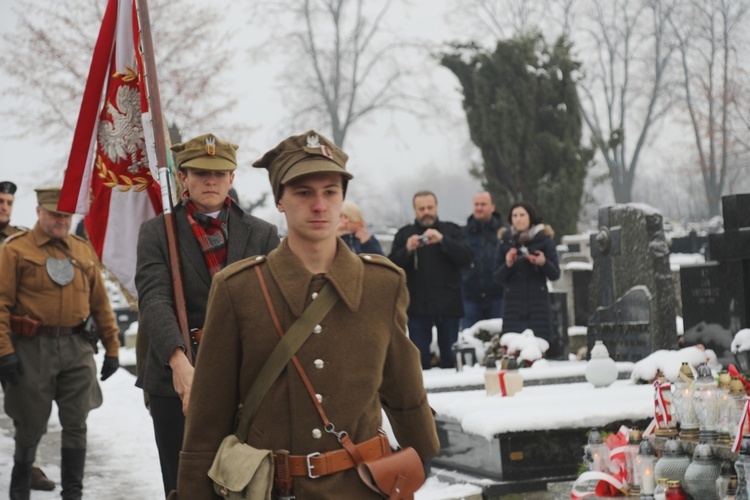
[
  {"xmin": 499, "ymin": 329, "xmax": 549, "ymax": 366},
  {"xmin": 570, "ymin": 427, "xmax": 632, "ymax": 498},
  {"xmin": 482, "ymin": 335, "xmax": 505, "ymax": 366}
]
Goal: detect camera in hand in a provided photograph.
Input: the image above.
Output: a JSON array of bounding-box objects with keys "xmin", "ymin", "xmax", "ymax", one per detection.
[
  {"xmin": 417, "ymin": 234, "xmax": 430, "ymax": 245},
  {"xmin": 516, "ymin": 245, "xmax": 529, "ymax": 258}
]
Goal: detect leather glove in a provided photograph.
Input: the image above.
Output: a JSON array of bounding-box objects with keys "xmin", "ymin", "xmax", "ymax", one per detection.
[
  {"xmin": 0, "ymin": 353, "xmax": 20, "ymax": 386},
  {"xmin": 100, "ymin": 356, "xmax": 119, "ymax": 381}
]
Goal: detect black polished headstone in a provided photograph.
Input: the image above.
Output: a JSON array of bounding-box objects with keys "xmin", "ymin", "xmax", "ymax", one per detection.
[
  {"xmin": 589, "ymin": 286, "xmax": 651, "ymax": 362},
  {"xmin": 680, "ymin": 262, "xmax": 745, "ymax": 332},
  {"xmin": 670, "ymin": 230, "xmax": 709, "ymax": 258},
  {"xmin": 709, "ymin": 194, "xmax": 750, "ymax": 261},
  {"xmin": 572, "ymin": 269, "xmax": 593, "ymax": 326},
  {"xmin": 679, "ymin": 194, "xmax": 750, "ymax": 361},
  {"xmin": 548, "ymin": 292, "xmax": 569, "ymax": 360}
]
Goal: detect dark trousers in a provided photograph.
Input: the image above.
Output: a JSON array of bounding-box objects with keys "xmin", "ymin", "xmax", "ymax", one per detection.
[
  {"xmin": 461, "ymin": 295, "xmax": 504, "ymax": 330},
  {"xmin": 408, "ymin": 314, "xmax": 460, "ymax": 369},
  {"xmin": 149, "ymin": 395, "xmax": 185, "ymax": 497}
]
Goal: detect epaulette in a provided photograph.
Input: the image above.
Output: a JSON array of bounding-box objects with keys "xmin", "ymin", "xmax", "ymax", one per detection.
[
  {"xmin": 359, "ymin": 253, "xmax": 401, "ymax": 274},
  {"xmin": 70, "ymin": 233, "xmax": 89, "ymax": 244},
  {"xmin": 3, "ymin": 230, "xmax": 30, "ymax": 244},
  {"xmin": 220, "ymin": 255, "xmax": 267, "ymax": 279}
]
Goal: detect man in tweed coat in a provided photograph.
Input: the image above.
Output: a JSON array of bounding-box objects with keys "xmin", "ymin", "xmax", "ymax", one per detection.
[
  {"xmin": 172, "ymin": 130, "xmax": 439, "ymax": 499},
  {"xmin": 135, "ymin": 133, "xmax": 279, "ymax": 496}
]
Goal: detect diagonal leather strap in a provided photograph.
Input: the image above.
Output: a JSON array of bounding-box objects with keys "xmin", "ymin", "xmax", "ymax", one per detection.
[
  {"xmin": 253, "ymin": 267, "xmax": 367, "ymax": 467},
  {"xmin": 234, "ymin": 266, "xmax": 339, "ymax": 442}
]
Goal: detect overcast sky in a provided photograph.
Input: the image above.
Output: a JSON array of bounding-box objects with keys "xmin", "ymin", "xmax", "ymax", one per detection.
[{"xmin": 0, "ymin": 0, "xmax": 490, "ymax": 232}]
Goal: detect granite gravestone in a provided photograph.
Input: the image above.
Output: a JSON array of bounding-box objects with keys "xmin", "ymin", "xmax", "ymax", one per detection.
[
  {"xmin": 680, "ymin": 194, "xmax": 750, "ymax": 366},
  {"xmin": 588, "ymin": 204, "xmax": 677, "ymax": 362}
]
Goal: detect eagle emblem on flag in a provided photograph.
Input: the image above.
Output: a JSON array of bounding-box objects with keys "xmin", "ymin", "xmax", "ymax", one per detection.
[{"xmin": 98, "ymin": 84, "xmax": 146, "ymax": 173}]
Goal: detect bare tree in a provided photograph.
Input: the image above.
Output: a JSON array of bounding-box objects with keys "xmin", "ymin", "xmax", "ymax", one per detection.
[
  {"xmin": 0, "ymin": 0, "xmax": 242, "ymax": 148},
  {"xmin": 671, "ymin": 0, "xmax": 750, "ymax": 217},
  {"xmin": 255, "ymin": 0, "xmax": 435, "ymax": 148},
  {"xmin": 446, "ymin": 0, "xmax": 577, "ymax": 43},
  {"xmin": 576, "ymin": 0, "xmax": 677, "ymax": 204}
]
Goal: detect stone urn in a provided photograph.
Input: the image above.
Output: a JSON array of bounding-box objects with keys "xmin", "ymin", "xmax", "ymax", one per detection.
[{"xmin": 585, "ymin": 340, "xmax": 618, "ymax": 388}]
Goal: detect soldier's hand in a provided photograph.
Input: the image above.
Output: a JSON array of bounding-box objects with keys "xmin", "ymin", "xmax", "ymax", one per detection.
[
  {"xmin": 0, "ymin": 353, "xmax": 20, "ymax": 386},
  {"xmin": 100, "ymin": 355, "xmax": 120, "ymax": 381}
]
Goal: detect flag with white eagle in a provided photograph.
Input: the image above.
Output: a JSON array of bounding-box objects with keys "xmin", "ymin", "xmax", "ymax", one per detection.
[{"xmin": 59, "ymin": 0, "xmax": 164, "ymax": 299}]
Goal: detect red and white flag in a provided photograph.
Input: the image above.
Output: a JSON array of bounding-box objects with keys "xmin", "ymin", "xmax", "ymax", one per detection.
[{"xmin": 59, "ymin": 0, "xmax": 163, "ymax": 299}]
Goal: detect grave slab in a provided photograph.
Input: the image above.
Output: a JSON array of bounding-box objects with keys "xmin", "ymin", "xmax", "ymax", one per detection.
[{"xmin": 427, "ymin": 380, "xmax": 652, "ymax": 489}]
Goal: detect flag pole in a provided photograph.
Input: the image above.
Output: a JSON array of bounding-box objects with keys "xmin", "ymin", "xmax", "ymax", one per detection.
[{"xmin": 135, "ymin": 0, "xmax": 194, "ymax": 364}]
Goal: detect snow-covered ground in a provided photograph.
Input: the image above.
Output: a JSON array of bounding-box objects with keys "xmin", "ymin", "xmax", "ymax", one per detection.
[
  {"xmin": 0, "ymin": 344, "xmax": 725, "ymax": 498},
  {"xmin": 0, "ymin": 351, "xmax": 482, "ymax": 499}
]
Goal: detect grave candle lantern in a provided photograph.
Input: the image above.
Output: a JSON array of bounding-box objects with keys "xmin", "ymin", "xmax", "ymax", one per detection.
[
  {"xmin": 692, "ymin": 363, "xmax": 720, "ymax": 443},
  {"xmin": 671, "ymin": 362, "xmax": 699, "ymax": 441},
  {"xmin": 637, "ymin": 439, "xmax": 657, "ymax": 498},
  {"xmin": 716, "ymin": 371, "xmax": 732, "ymax": 445}
]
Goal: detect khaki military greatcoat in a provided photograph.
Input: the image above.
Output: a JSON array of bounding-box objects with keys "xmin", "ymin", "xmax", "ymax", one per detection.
[
  {"xmin": 0, "ymin": 224, "xmax": 24, "ymax": 245},
  {"xmin": 0, "ymin": 224, "xmax": 119, "ymax": 357},
  {"xmin": 175, "ymin": 238, "xmax": 440, "ymax": 499}
]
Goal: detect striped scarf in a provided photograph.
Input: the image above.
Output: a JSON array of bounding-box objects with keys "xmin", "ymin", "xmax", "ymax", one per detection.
[{"xmin": 183, "ymin": 193, "xmax": 230, "ymax": 276}]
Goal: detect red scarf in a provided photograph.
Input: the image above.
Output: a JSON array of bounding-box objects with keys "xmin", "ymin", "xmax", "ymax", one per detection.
[{"xmin": 183, "ymin": 193, "xmax": 230, "ymax": 276}]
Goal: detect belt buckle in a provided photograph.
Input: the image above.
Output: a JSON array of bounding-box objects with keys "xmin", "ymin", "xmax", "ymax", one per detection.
[{"xmin": 305, "ymin": 452, "xmax": 322, "ymax": 479}]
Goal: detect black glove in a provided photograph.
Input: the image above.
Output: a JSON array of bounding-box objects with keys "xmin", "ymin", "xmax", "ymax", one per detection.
[
  {"xmin": 0, "ymin": 353, "xmax": 20, "ymax": 386},
  {"xmin": 100, "ymin": 356, "xmax": 119, "ymax": 381}
]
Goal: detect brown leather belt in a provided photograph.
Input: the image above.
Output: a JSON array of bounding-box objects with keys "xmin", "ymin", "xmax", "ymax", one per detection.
[
  {"xmin": 278, "ymin": 433, "xmax": 390, "ymax": 479},
  {"xmin": 36, "ymin": 324, "xmax": 84, "ymax": 337}
]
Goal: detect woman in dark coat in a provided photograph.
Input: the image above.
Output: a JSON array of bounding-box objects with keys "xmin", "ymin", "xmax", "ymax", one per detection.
[{"xmin": 493, "ymin": 201, "xmax": 560, "ymax": 341}]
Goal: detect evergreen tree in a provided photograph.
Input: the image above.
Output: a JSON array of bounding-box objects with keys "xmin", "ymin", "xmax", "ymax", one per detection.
[{"xmin": 441, "ymin": 34, "xmax": 593, "ymax": 239}]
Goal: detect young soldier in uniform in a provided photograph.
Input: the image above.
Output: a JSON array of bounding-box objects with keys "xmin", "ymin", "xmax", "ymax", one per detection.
[
  {"xmin": 0, "ymin": 187, "xmax": 121, "ymax": 500},
  {"xmin": 172, "ymin": 131, "xmax": 439, "ymax": 498},
  {"xmin": 135, "ymin": 133, "xmax": 280, "ymax": 496}
]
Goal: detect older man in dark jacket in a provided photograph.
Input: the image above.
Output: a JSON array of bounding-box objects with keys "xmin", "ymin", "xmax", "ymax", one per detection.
[
  {"xmin": 135, "ymin": 133, "xmax": 280, "ymax": 496},
  {"xmin": 389, "ymin": 191, "xmax": 473, "ymax": 369},
  {"xmin": 461, "ymin": 191, "xmax": 506, "ymax": 329}
]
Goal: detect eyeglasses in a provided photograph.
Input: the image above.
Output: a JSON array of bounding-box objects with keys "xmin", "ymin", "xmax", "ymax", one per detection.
[{"xmin": 0, "ymin": 181, "xmax": 17, "ymax": 195}]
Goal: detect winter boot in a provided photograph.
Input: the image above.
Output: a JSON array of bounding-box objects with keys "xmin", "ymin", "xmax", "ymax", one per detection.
[
  {"xmin": 30, "ymin": 466, "xmax": 56, "ymax": 491},
  {"xmin": 9, "ymin": 443, "xmax": 36, "ymax": 500},
  {"xmin": 60, "ymin": 448, "xmax": 86, "ymax": 500}
]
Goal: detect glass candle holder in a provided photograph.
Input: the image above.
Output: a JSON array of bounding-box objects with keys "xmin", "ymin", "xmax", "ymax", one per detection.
[
  {"xmin": 672, "ymin": 362, "xmax": 699, "ymax": 440},
  {"xmin": 637, "ymin": 440, "xmax": 658, "ymax": 495},
  {"xmin": 692, "ymin": 363, "xmax": 720, "ymax": 443}
]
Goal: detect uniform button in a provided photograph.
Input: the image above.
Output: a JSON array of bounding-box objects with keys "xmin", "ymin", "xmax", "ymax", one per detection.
[
  {"xmin": 312, "ymin": 428, "xmax": 322, "ymax": 439},
  {"xmin": 314, "ymin": 359, "xmax": 324, "ymax": 369},
  {"xmin": 254, "ymin": 256, "xmax": 264, "ymax": 261},
  {"xmin": 313, "ymin": 325, "xmax": 322, "ymax": 334},
  {"xmin": 363, "ymin": 255, "xmax": 372, "ymax": 260},
  {"xmin": 316, "ymin": 393, "xmax": 323, "ymax": 403},
  {"xmin": 311, "ymin": 292, "xmax": 319, "ymax": 300}
]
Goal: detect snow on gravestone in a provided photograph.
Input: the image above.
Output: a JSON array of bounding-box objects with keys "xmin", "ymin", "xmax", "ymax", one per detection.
[{"xmin": 588, "ymin": 204, "xmax": 677, "ymax": 362}]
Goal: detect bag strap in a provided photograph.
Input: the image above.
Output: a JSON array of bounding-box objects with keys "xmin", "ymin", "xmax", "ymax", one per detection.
[
  {"xmin": 234, "ymin": 265, "xmax": 339, "ymax": 442},
  {"xmin": 248, "ymin": 265, "xmax": 367, "ymax": 465}
]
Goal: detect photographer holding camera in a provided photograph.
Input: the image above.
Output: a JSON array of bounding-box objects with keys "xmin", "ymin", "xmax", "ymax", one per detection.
[
  {"xmin": 494, "ymin": 201, "xmax": 560, "ymax": 344},
  {"xmin": 389, "ymin": 191, "xmax": 473, "ymax": 369}
]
